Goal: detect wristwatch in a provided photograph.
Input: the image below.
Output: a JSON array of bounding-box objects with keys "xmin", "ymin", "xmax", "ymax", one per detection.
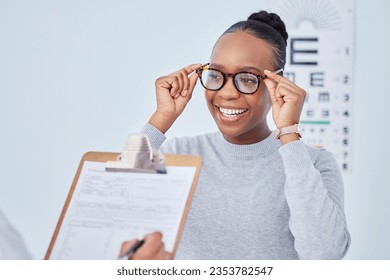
[{"xmin": 275, "ymin": 124, "xmax": 302, "ymax": 139}]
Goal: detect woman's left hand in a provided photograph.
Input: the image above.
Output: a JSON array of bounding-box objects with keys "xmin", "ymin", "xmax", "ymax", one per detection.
[{"xmin": 263, "ymin": 70, "xmax": 306, "ymax": 129}]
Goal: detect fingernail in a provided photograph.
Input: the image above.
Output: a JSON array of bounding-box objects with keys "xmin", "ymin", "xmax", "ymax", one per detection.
[
  {"xmin": 182, "ymin": 89, "xmax": 188, "ymax": 97},
  {"xmin": 264, "ymin": 70, "xmax": 271, "ymax": 74}
]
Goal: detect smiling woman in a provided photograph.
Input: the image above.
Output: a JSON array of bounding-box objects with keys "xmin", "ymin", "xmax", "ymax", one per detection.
[
  {"xmin": 141, "ymin": 10, "xmax": 351, "ymax": 259},
  {"xmin": 203, "ymin": 32, "xmax": 275, "ymax": 144}
]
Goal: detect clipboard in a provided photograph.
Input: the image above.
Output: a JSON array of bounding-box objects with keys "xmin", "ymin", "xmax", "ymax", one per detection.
[{"xmin": 45, "ymin": 135, "xmax": 202, "ymax": 260}]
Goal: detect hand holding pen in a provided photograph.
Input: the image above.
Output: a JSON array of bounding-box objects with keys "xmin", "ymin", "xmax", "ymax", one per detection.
[{"xmin": 118, "ymin": 232, "xmax": 173, "ymax": 260}]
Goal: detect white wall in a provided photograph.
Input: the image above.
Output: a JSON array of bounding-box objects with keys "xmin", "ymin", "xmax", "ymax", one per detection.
[{"xmin": 0, "ymin": 0, "xmax": 389, "ymax": 259}]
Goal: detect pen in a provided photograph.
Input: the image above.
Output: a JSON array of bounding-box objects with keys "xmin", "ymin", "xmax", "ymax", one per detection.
[{"xmin": 117, "ymin": 239, "xmax": 145, "ymax": 260}]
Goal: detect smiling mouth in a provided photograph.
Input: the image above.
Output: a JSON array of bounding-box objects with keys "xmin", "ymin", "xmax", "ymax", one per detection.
[{"xmin": 217, "ymin": 106, "xmax": 248, "ymax": 118}]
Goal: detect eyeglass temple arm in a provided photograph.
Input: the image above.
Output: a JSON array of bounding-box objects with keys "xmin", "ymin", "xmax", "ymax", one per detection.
[
  {"xmin": 267, "ymin": 68, "xmax": 283, "ymax": 76},
  {"xmin": 273, "ymin": 68, "xmax": 284, "ymax": 75},
  {"xmin": 195, "ymin": 63, "xmax": 211, "ymax": 76}
]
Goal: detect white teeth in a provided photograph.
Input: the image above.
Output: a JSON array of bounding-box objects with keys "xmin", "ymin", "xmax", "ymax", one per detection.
[{"xmin": 219, "ymin": 107, "xmax": 247, "ymax": 116}]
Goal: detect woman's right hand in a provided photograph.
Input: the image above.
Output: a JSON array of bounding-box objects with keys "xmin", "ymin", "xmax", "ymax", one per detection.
[{"xmin": 149, "ymin": 63, "xmax": 202, "ymax": 134}]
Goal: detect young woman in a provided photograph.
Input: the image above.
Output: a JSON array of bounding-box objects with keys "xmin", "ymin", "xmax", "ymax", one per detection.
[{"xmin": 141, "ymin": 10, "xmax": 350, "ymax": 259}]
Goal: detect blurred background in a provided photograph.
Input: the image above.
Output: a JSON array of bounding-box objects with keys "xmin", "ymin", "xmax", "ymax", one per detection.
[{"xmin": 0, "ymin": 0, "xmax": 389, "ymax": 259}]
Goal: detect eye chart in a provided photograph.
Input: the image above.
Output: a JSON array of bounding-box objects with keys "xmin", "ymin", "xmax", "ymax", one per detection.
[{"xmin": 265, "ymin": 0, "xmax": 354, "ymax": 172}]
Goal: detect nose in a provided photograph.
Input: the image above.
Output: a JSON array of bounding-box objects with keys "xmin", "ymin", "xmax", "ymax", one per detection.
[{"xmin": 218, "ymin": 76, "xmax": 240, "ymax": 100}]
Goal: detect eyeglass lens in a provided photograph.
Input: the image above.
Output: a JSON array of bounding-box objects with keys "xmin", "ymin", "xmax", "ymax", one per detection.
[{"xmin": 200, "ymin": 69, "xmax": 259, "ymax": 94}]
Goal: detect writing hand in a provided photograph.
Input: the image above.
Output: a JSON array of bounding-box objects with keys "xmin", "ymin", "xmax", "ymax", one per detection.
[{"xmin": 119, "ymin": 232, "xmax": 173, "ymax": 260}]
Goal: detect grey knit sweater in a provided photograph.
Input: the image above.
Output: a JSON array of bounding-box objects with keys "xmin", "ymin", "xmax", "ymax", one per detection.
[{"xmin": 142, "ymin": 123, "xmax": 351, "ymax": 259}]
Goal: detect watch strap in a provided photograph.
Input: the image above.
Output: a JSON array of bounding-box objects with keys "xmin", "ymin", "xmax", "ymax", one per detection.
[{"xmin": 275, "ymin": 124, "xmax": 302, "ymax": 139}]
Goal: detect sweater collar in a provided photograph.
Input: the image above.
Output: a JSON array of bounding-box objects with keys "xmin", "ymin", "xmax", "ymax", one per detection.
[{"xmin": 216, "ymin": 130, "xmax": 281, "ymax": 158}]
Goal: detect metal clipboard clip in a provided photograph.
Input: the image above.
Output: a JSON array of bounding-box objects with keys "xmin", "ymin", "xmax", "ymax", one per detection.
[{"xmin": 105, "ymin": 134, "xmax": 167, "ymax": 174}]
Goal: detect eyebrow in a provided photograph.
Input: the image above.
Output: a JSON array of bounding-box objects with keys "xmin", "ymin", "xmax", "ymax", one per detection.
[{"xmin": 209, "ymin": 63, "xmax": 263, "ymax": 74}]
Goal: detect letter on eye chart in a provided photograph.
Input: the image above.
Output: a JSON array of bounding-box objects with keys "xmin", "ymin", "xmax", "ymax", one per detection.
[{"xmin": 49, "ymin": 161, "xmax": 196, "ymax": 259}]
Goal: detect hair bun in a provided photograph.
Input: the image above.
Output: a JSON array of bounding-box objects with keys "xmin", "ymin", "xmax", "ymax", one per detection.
[{"xmin": 248, "ymin": 11, "xmax": 288, "ymax": 43}]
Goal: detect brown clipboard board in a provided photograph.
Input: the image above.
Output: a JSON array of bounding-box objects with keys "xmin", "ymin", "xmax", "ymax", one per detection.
[{"xmin": 44, "ymin": 151, "xmax": 202, "ymax": 260}]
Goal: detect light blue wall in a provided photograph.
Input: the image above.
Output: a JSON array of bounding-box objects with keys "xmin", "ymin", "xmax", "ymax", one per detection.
[{"xmin": 0, "ymin": 0, "xmax": 389, "ymax": 259}]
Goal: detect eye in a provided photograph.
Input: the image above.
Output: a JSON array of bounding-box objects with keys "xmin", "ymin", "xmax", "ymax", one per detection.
[
  {"xmin": 237, "ymin": 74, "xmax": 258, "ymax": 85},
  {"xmin": 207, "ymin": 70, "xmax": 223, "ymax": 81}
]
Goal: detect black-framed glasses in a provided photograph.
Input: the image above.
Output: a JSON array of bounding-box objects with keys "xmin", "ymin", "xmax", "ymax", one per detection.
[{"xmin": 196, "ymin": 63, "xmax": 283, "ymax": 95}]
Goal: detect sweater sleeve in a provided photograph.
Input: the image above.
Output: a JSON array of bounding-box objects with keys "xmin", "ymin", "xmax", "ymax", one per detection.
[
  {"xmin": 140, "ymin": 123, "xmax": 176, "ymax": 154},
  {"xmin": 0, "ymin": 209, "xmax": 32, "ymax": 259},
  {"xmin": 279, "ymin": 140, "xmax": 351, "ymax": 259},
  {"xmin": 140, "ymin": 122, "xmax": 167, "ymax": 150}
]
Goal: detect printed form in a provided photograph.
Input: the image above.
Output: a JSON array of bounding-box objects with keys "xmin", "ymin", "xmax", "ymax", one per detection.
[{"xmin": 49, "ymin": 161, "xmax": 196, "ymax": 259}]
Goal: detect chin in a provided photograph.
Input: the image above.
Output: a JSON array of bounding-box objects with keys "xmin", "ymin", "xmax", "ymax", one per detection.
[
  {"xmin": 214, "ymin": 118, "xmax": 268, "ymax": 144},
  {"xmin": 216, "ymin": 124, "xmax": 247, "ymax": 141}
]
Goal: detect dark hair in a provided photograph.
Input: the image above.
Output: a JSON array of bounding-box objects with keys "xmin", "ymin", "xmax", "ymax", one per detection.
[{"xmin": 222, "ymin": 11, "xmax": 288, "ymax": 71}]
